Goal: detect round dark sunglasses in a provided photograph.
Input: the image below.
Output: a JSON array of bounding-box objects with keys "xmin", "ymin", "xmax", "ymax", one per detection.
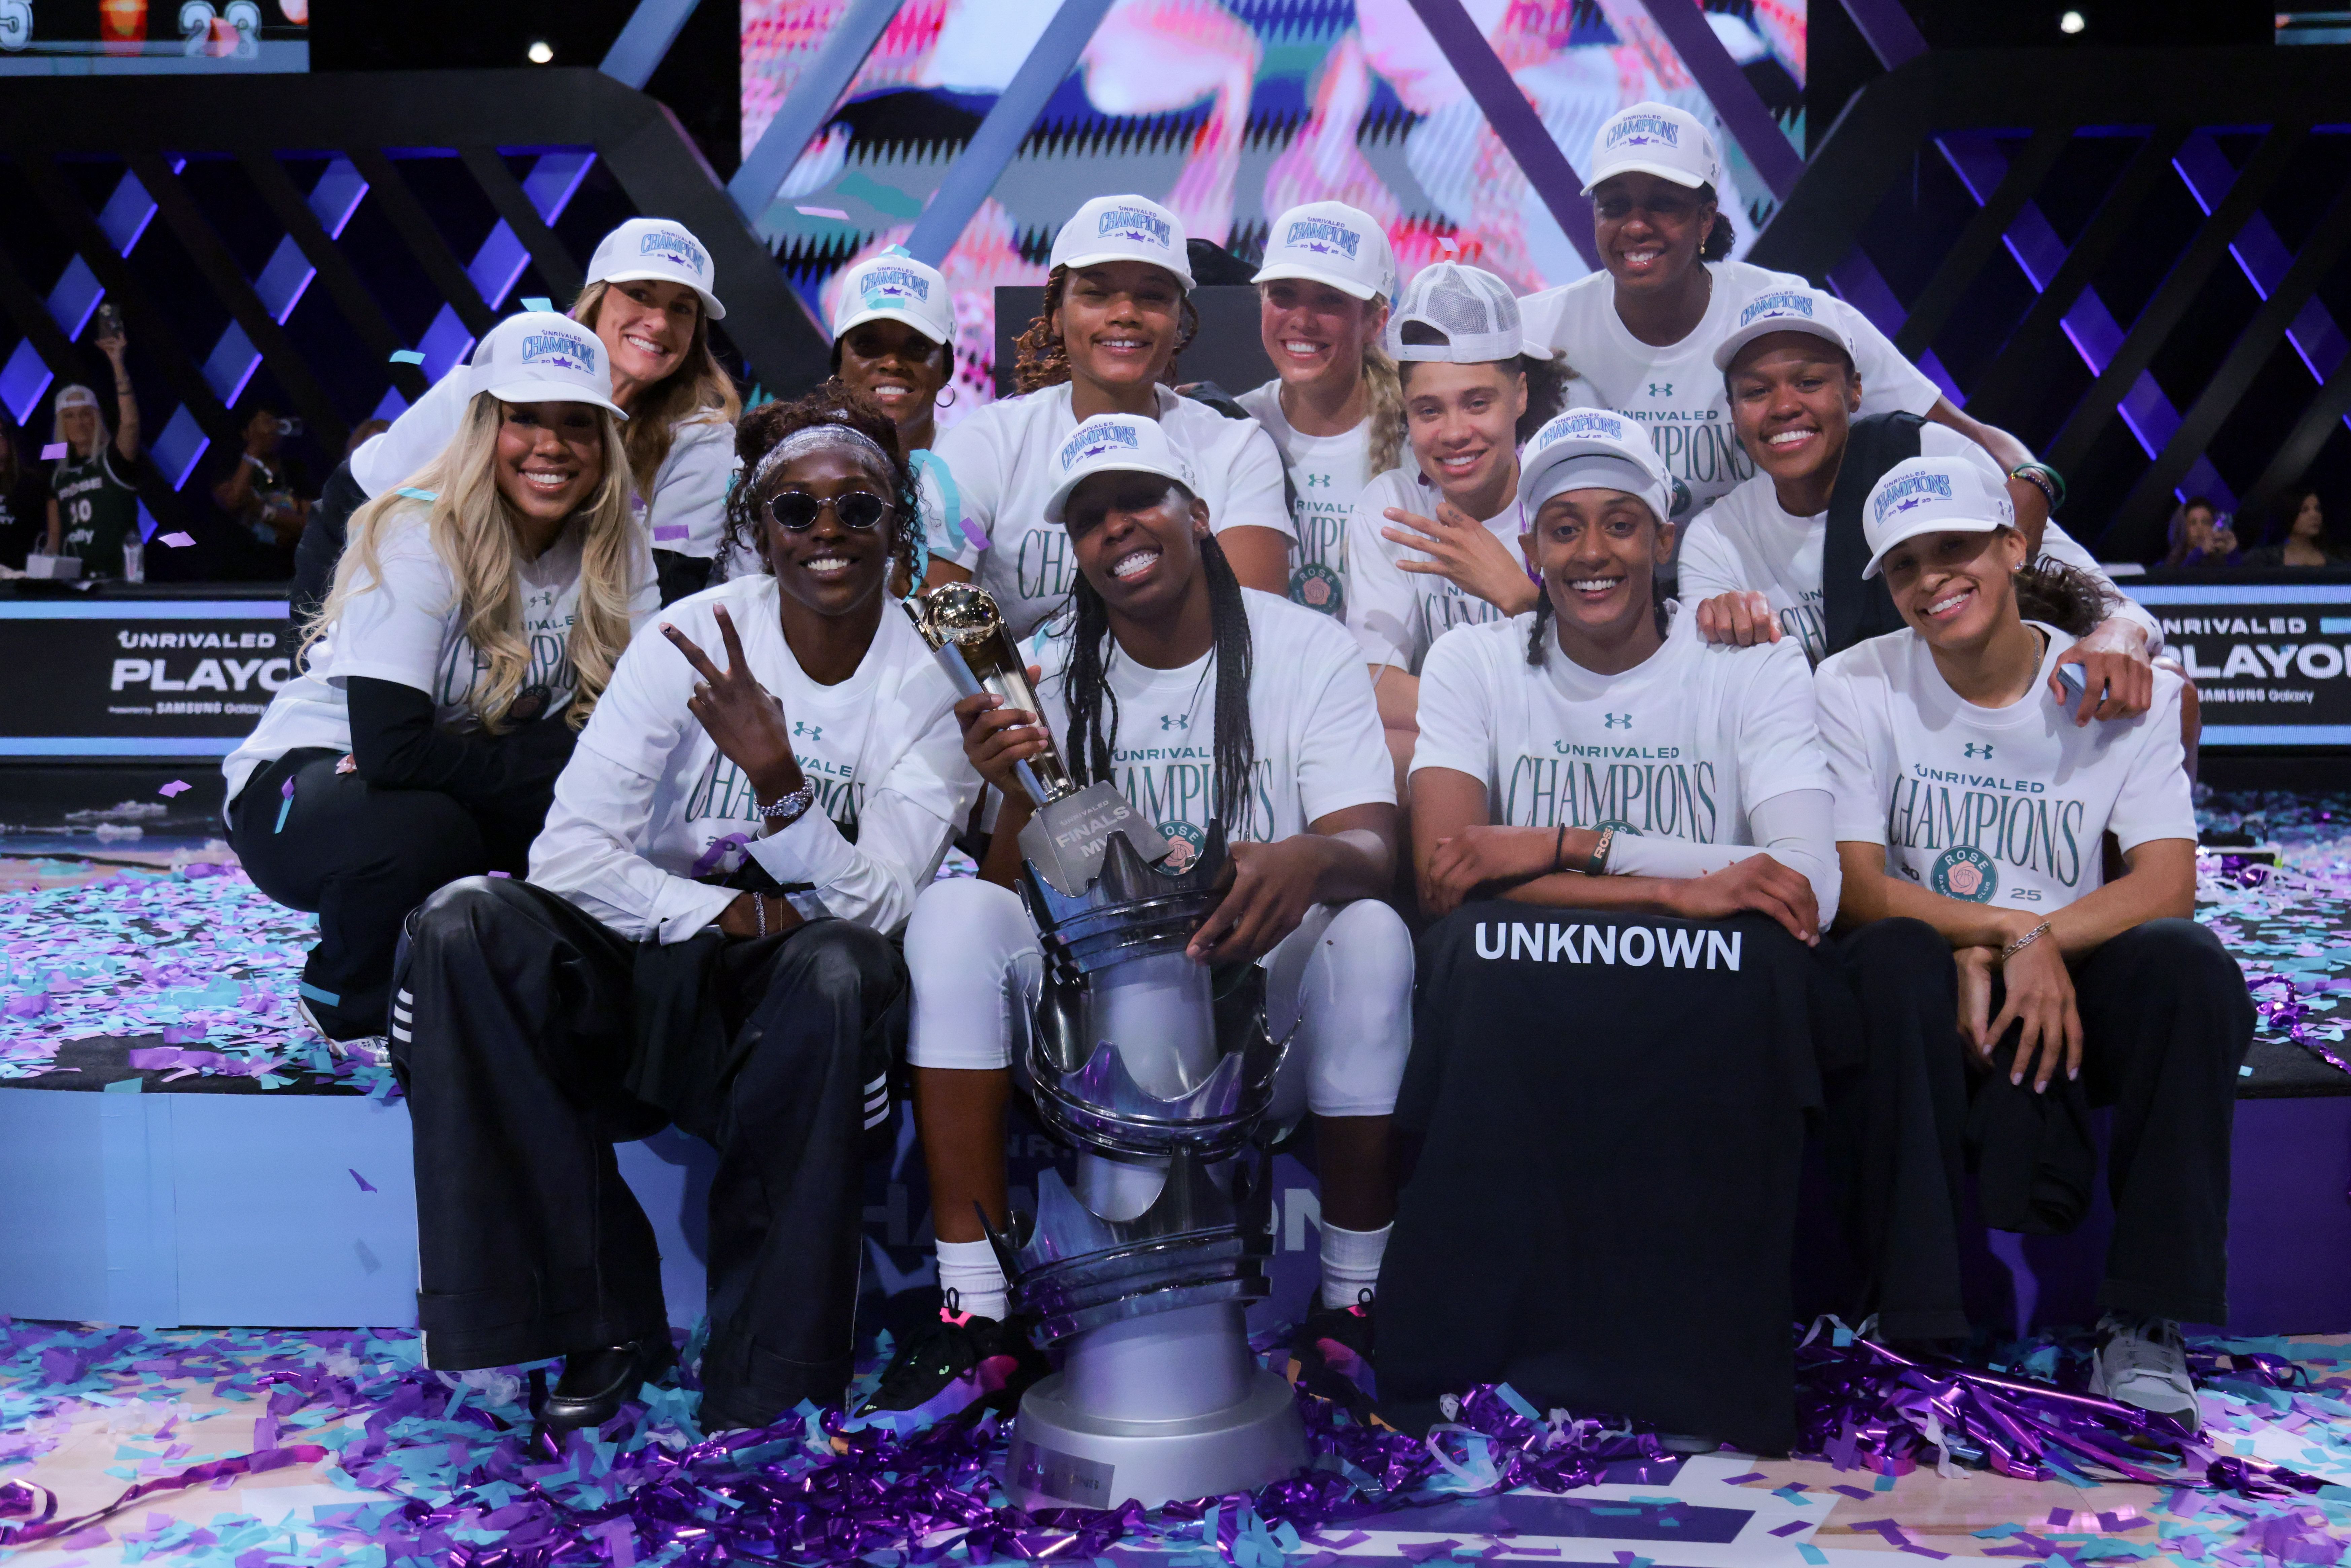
[{"xmin": 764, "ymin": 489, "xmax": 892, "ymax": 532}]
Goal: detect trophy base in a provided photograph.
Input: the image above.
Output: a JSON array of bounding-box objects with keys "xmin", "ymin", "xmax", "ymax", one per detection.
[{"xmin": 1007, "ymin": 1367, "xmax": 1308, "ymax": 1510}]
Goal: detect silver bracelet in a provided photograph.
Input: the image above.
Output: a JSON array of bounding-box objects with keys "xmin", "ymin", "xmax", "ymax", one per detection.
[
  {"xmin": 1998, "ymin": 920, "xmax": 2052, "ymax": 965},
  {"xmin": 752, "ymin": 889, "xmax": 767, "ymax": 939},
  {"xmin": 758, "ymin": 776, "xmax": 818, "ymax": 829}
]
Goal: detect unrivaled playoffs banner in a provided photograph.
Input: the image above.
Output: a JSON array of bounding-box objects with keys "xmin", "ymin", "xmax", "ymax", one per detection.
[
  {"xmin": 0, "ymin": 599, "xmax": 290, "ymax": 757},
  {"xmin": 2135, "ymin": 582, "xmax": 2351, "ymax": 747}
]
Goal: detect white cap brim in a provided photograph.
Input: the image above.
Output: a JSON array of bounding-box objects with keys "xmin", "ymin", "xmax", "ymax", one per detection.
[
  {"xmin": 477, "ymin": 376, "xmax": 629, "ymax": 419},
  {"xmin": 594, "ymin": 267, "xmax": 726, "ymax": 321},
  {"xmin": 1043, "ymin": 456, "xmax": 1191, "ymax": 524},
  {"xmin": 1712, "ymin": 315, "xmax": 1850, "ymax": 373},
  {"xmin": 832, "ymin": 304, "xmax": 952, "ymax": 346},
  {"xmin": 1579, "ymin": 159, "xmax": 1711, "ymax": 197},
  {"xmin": 1250, "ymin": 259, "xmax": 1380, "ymax": 301},
  {"xmin": 1056, "ymin": 251, "xmax": 1195, "ymax": 292},
  {"xmin": 1861, "ymin": 516, "xmax": 2000, "ymax": 580}
]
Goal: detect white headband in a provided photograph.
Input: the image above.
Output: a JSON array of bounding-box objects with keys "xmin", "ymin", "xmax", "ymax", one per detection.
[{"xmin": 746, "ymin": 423, "xmax": 898, "ymax": 494}]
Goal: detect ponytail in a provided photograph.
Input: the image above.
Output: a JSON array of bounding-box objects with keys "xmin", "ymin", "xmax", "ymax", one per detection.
[{"xmin": 1362, "ymin": 336, "xmax": 1406, "ymax": 481}]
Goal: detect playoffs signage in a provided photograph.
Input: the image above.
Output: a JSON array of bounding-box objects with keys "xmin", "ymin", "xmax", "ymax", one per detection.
[
  {"xmin": 0, "ymin": 598, "xmax": 291, "ymax": 755},
  {"xmin": 2134, "ymin": 583, "xmax": 2351, "ymax": 746}
]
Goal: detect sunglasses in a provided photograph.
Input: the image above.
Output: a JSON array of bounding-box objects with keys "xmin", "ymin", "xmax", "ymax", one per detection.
[{"xmin": 764, "ymin": 489, "xmax": 892, "ymax": 532}]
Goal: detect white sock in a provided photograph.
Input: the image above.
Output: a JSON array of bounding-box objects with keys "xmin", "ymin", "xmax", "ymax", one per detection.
[
  {"xmin": 935, "ymin": 1237, "xmax": 1009, "ymax": 1322},
  {"xmin": 1318, "ymin": 1220, "xmax": 1392, "ymax": 1310}
]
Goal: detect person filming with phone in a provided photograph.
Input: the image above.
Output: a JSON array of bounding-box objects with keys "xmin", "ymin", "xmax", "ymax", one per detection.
[{"xmin": 214, "ymin": 401, "xmax": 313, "ymax": 574}]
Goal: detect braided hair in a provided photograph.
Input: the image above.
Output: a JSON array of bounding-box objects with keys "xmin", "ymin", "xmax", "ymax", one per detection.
[
  {"xmin": 720, "ymin": 380, "xmax": 921, "ymax": 591},
  {"xmin": 1058, "ymin": 499, "xmax": 1258, "ymax": 838},
  {"xmin": 1014, "ymin": 265, "xmax": 1202, "ymax": 395}
]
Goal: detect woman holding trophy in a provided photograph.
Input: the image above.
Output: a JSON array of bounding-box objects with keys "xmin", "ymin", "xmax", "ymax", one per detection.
[
  {"xmin": 393, "ymin": 387, "xmax": 975, "ymax": 1445},
  {"xmin": 861, "ymin": 413, "xmax": 1411, "ymax": 1424}
]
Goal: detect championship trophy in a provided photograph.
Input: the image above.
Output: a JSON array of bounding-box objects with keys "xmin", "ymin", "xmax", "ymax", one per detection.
[{"xmin": 905, "ymin": 585, "xmax": 1308, "ymax": 1508}]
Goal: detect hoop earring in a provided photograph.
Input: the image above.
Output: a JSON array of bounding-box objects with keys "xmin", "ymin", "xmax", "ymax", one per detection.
[{"xmin": 935, "ymin": 383, "xmax": 957, "ymax": 410}]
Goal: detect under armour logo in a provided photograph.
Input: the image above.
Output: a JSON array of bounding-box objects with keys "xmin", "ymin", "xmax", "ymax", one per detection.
[
  {"xmin": 1304, "ymin": 472, "xmax": 1330, "ymax": 489},
  {"xmin": 794, "ymin": 721, "xmax": 823, "ymax": 742},
  {"xmin": 1160, "ymin": 714, "xmax": 1189, "ymax": 731},
  {"xmin": 1963, "ymin": 742, "xmax": 1993, "ymax": 758},
  {"xmin": 1646, "ymin": 383, "xmax": 1672, "ymax": 398},
  {"xmin": 1603, "ymin": 712, "xmax": 1632, "ymax": 729}
]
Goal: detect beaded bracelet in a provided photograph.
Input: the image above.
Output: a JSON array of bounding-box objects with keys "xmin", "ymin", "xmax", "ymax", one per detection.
[
  {"xmin": 1998, "ymin": 919, "xmax": 2053, "ymax": 964},
  {"xmin": 2010, "ymin": 461, "xmax": 2066, "ymax": 511}
]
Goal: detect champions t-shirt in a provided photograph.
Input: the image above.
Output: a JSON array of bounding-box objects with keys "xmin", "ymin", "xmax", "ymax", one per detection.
[
  {"xmin": 532, "ymin": 574, "xmax": 975, "ymax": 942},
  {"xmin": 1678, "ymin": 424, "xmax": 2159, "ymax": 665},
  {"xmin": 1235, "ymin": 381, "xmax": 1372, "ymax": 621},
  {"xmin": 1411, "ymin": 607, "xmax": 1828, "ymax": 840},
  {"xmin": 1518, "ymin": 259, "xmax": 1941, "ymax": 524},
  {"xmin": 221, "ymin": 505, "xmax": 659, "ymax": 802},
  {"xmin": 1344, "ymin": 467, "xmax": 1528, "ymax": 675},
  {"xmin": 1027, "ymin": 588, "xmax": 1392, "ymax": 863},
  {"xmin": 641, "ymin": 414, "xmax": 739, "ymax": 561},
  {"xmin": 1815, "ymin": 622, "xmax": 2194, "ymax": 912},
  {"xmin": 925, "ymin": 382, "xmax": 1293, "ymax": 638}
]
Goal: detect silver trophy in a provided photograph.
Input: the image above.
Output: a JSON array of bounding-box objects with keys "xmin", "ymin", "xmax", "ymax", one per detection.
[{"xmin": 905, "ymin": 584, "xmax": 1308, "ymax": 1508}]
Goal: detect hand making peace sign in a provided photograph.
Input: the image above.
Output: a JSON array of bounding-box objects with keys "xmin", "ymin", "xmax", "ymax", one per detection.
[{"xmin": 660, "ymin": 603, "xmax": 807, "ymax": 805}]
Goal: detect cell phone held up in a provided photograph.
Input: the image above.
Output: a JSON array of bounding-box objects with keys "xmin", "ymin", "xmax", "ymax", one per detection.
[{"xmin": 94, "ymin": 302, "xmax": 123, "ymax": 342}]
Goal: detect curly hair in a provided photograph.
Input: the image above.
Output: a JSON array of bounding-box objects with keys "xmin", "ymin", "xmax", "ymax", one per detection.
[
  {"xmin": 719, "ymin": 381, "xmax": 921, "ymax": 592},
  {"xmin": 2012, "ymin": 555, "xmax": 2118, "ymax": 638},
  {"xmin": 1013, "ymin": 265, "xmax": 1201, "ymax": 395}
]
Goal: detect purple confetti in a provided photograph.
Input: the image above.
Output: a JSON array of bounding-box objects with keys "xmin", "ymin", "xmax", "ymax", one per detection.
[
  {"xmin": 348, "ymin": 1168, "xmax": 377, "ymax": 1193},
  {"xmin": 157, "ymin": 781, "xmax": 191, "ymax": 798},
  {"xmin": 40, "ymin": 443, "xmax": 67, "ymax": 460},
  {"xmin": 1770, "ymin": 1522, "xmax": 1811, "ymax": 1538}
]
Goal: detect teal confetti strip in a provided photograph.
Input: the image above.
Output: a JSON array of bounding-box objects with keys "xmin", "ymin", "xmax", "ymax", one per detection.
[
  {"xmin": 521, "ymin": 297, "xmax": 554, "ymax": 312},
  {"xmin": 387, "ymin": 349, "xmax": 425, "ymax": 364},
  {"xmin": 394, "ymin": 487, "xmax": 438, "ymax": 502}
]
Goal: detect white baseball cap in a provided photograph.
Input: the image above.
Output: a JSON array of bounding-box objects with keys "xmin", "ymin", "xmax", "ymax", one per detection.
[
  {"xmin": 1582, "ymin": 101, "xmax": 1724, "ymax": 196},
  {"xmin": 1517, "ymin": 408, "xmax": 1673, "ymax": 524},
  {"xmin": 1049, "ymin": 195, "xmax": 1194, "ymax": 291},
  {"xmin": 1042, "ymin": 415, "xmax": 1198, "ymax": 524},
  {"xmin": 1253, "ymin": 201, "xmax": 1396, "ymax": 302},
  {"xmin": 832, "ymin": 247, "xmax": 953, "ymax": 346},
  {"xmin": 1384, "ymin": 262, "xmax": 1540, "ymax": 363},
  {"xmin": 1711, "ymin": 284, "xmax": 1855, "ymax": 372},
  {"xmin": 1861, "ymin": 455, "xmax": 2014, "ymax": 579},
  {"xmin": 586, "ymin": 217, "xmax": 726, "ymax": 321},
  {"xmin": 467, "ymin": 311, "xmax": 628, "ymax": 418}
]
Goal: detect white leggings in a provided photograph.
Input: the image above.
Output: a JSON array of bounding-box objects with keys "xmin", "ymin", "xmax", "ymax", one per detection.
[{"xmin": 903, "ymin": 876, "xmax": 1412, "ymax": 1121}]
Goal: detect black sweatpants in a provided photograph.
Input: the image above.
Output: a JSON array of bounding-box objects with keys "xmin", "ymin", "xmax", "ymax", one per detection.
[
  {"xmin": 1827, "ymin": 917, "xmax": 2253, "ymax": 1330},
  {"xmin": 390, "ymin": 876, "xmax": 904, "ymax": 1428},
  {"xmin": 230, "ymin": 748, "xmax": 527, "ymax": 1040}
]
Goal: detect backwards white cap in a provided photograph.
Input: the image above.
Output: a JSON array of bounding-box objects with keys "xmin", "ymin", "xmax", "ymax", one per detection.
[
  {"xmin": 1517, "ymin": 408, "xmax": 1674, "ymax": 524},
  {"xmin": 1711, "ymin": 284, "xmax": 1855, "ymax": 372},
  {"xmin": 1581, "ymin": 101, "xmax": 1724, "ymax": 197},
  {"xmin": 832, "ymin": 247, "xmax": 954, "ymax": 346},
  {"xmin": 1050, "ymin": 194, "xmax": 1195, "ymax": 291},
  {"xmin": 1253, "ymin": 201, "xmax": 1396, "ymax": 302},
  {"xmin": 1861, "ymin": 455, "xmax": 2015, "ymax": 579},
  {"xmin": 1042, "ymin": 414, "xmax": 1198, "ymax": 525},
  {"xmin": 586, "ymin": 217, "xmax": 726, "ymax": 321},
  {"xmin": 467, "ymin": 311, "xmax": 627, "ymax": 418},
  {"xmin": 1384, "ymin": 262, "xmax": 1539, "ymax": 364}
]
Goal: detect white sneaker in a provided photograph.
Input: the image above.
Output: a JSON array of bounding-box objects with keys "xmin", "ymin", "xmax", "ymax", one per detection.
[
  {"xmin": 2090, "ymin": 1313, "xmax": 2199, "ymax": 1433},
  {"xmin": 296, "ymin": 994, "xmax": 390, "ymax": 1068}
]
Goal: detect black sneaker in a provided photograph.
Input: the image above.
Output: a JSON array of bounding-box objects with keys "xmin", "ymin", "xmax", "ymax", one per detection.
[
  {"xmin": 1288, "ymin": 1292, "xmax": 1379, "ymax": 1420},
  {"xmin": 851, "ymin": 1296, "xmax": 1046, "ymax": 1430}
]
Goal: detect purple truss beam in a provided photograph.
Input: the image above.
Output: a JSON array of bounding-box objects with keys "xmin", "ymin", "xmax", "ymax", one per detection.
[{"xmin": 1632, "ymin": 0, "xmax": 1805, "ymax": 202}]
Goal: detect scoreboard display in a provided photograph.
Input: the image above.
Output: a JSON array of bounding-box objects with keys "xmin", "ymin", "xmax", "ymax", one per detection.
[{"xmin": 0, "ymin": 0, "xmax": 308, "ymax": 74}]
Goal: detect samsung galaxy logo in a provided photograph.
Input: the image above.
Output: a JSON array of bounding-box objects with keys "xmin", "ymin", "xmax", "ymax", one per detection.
[
  {"xmin": 1098, "ymin": 207, "xmax": 1172, "ymax": 246},
  {"xmin": 1284, "ymin": 218, "xmax": 1361, "ymax": 259},
  {"xmin": 861, "ymin": 266, "xmax": 931, "ymax": 304},
  {"xmin": 1539, "ymin": 410, "xmax": 1632, "ymax": 449},
  {"xmin": 521, "ymin": 332, "xmax": 597, "ymax": 371},
  {"xmin": 1873, "ymin": 472, "xmax": 1953, "ymax": 521},
  {"xmin": 1740, "ymin": 291, "xmax": 1815, "ymax": 325},
  {"xmin": 1061, "ymin": 423, "xmax": 1141, "ymax": 468},
  {"xmin": 640, "ymin": 229, "xmax": 707, "ymax": 274},
  {"xmin": 1607, "ymin": 115, "xmax": 1682, "ymax": 150},
  {"xmin": 1475, "ymin": 920, "xmax": 1741, "ymax": 970}
]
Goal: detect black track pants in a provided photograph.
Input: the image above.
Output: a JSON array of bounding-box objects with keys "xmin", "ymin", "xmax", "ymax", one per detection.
[
  {"xmin": 1828, "ymin": 917, "xmax": 2252, "ymax": 1330},
  {"xmin": 230, "ymin": 748, "xmax": 519, "ymax": 1040},
  {"xmin": 390, "ymin": 876, "xmax": 905, "ymax": 1427}
]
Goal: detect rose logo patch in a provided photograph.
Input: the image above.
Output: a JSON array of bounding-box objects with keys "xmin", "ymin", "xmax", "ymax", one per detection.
[
  {"xmin": 1289, "ymin": 561, "xmax": 1343, "ymax": 617},
  {"xmin": 1931, "ymin": 845, "xmax": 1998, "ymax": 902},
  {"xmin": 1156, "ymin": 821, "xmax": 1205, "ymax": 876}
]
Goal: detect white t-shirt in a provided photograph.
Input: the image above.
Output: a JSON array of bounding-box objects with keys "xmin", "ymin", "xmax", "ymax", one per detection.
[
  {"xmin": 1518, "ymin": 259, "xmax": 1942, "ymax": 523},
  {"xmin": 640, "ymin": 415, "xmax": 739, "ymax": 561},
  {"xmin": 1816, "ymin": 622, "xmax": 2194, "ymax": 913},
  {"xmin": 925, "ymin": 381, "xmax": 1293, "ymax": 638},
  {"xmin": 1678, "ymin": 424, "xmax": 2159, "ymax": 666},
  {"xmin": 1235, "ymin": 381, "xmax": 1373, "ymax": 622},
  {"xmin": 223, "ymin": 506, "xmax": 659, "ymax": 802},
  {"xmin": 1026, "ymin": 588, "xmax": 1391, "ymax": 864},
  {"xmin": 531, "ymin": 575, "xmax": 976, "ymax": 942},
  {"xmin": 1344, "ymin": 466, "xmax": 1527, "ymax": 675},
  {"xmin": 1410, "ymin": 606, "xmax": 1828, "ymax": 841}
]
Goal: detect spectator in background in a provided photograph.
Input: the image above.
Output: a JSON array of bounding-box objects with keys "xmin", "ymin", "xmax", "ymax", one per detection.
[
  {"xmin": 0, "ymin": 414, "xmax": 45, "ymax": 570},
  {"xmin": 2242, "ymin": 489, "xmax": 2342, "ymax": 568},
  {"xmin": 346, "ymin": 418, "xmax": 390, "ymax": 456},
  {"xmin": 2160, "ymin": 497, "xmax": 2239, "ymax": 569},
  {"xmin": 213, "ymin": 402, "xmax": 312, "ymax": 573},
  {"xmin": 45, "ymin": 318, "xmax": 145, "ymax": 578}
]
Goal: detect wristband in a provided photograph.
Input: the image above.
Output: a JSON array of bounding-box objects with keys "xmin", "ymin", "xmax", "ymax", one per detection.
[
  {"xmin": 1997, "ymin": 920, "xmax": 2052, "ymax": 965},
  {"xmin": 1584, "ymin": 826, "xmax": 1614, "ymax": 878},
  {"xmin": 758, "ymin": 776, "xmax": 818, "ymax": 829},
  {"xmin": 2009, "ymin": 461, "xmax": 2065, "ymax": 510}
]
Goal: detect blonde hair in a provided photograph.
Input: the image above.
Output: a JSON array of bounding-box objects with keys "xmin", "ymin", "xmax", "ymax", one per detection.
[
  {"xmin": 570, "ymin": 278, "xmax": 743, "ymax": 501},
  {"xmin": 308, "ymin": 394, "xmax": 638, "ymax": 733},
  {"xmin": 1362, "ymin": 320, "xmax": 1404, "ymax": 480}
]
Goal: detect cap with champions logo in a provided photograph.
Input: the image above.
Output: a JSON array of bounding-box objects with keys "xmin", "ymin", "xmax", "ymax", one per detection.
[
  {"xmin": 1711, "ymin": 284, "xmax": 1855, "ymax": 372},
  {"xmin": 1861, "ymin": 455, "xmax": 2013, "ymax": 579},
  {"xmin": 585, "ymin": 217, "xmax": 726, "ymax": 321},
  {"xmin": 1581, "ymin": 100, "xmax": 1724, "ymax": 197},
  {"xmin": 466, "ymin": 311, "xmax": 628, "ymax": 418},
  {"xmin": 1042, "ymin": 415, "xmax": 1198, "ymax": 524},
  {"xmin": 1384, "ymin": 262, "xmax": 1543, "ymax": 363},
  {"xmin": 832, "ymin": 247, "xmax": 954, "ymax": 346},
  {"xmin": 1253, "ymin": 201, "xmax": 1396, "ymax": 302},
  {"xmin": 1049, "ymin": 194, "xmax": 1195, "ymax": 291},
  {"xmin": 1517, "ymin": 408, "xmax": 1673, "ymax": 524}
]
